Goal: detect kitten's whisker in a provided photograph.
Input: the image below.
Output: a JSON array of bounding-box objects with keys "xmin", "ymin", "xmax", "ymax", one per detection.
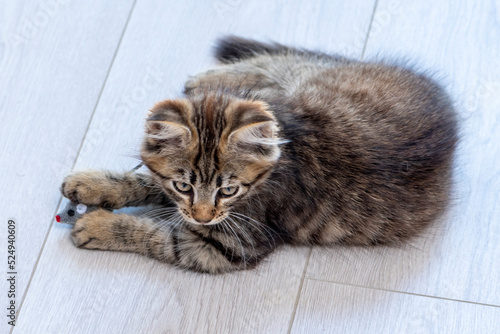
[
  {"xmin": 141, "ymin": 207, "xmax": 178, "ymax": 213},
  {"xmin": 162, "ymin": 215, "xmax": 184, "ymax": 262},
  {"xmin": 145, "ymin": 214, "xmax": 182, "ymax": 260},
  {"xmin": 219, "ymin": 220, "xmax": 231, "ymax": 260},
  {"xmin": 141, "ymin": 213, "xmax": 175, "ymax": 221},
  {"xmin": 140, "ymin": 207, "xmax": 178, "ymax": 218},
  {"xmin": 223, "ymin": 220, "xmax": 246, "ymax": 268},
  {"xmin": 227, "ymin": 217, "xmax": 256, "ymax": 257},
  {"xmin": 232, "ymin": 216, "xmax": 274, "ymax": 247},
  {"xmin": 145, "ymin": 212, "xmax": 178, "ymax": 222},
  {"xmin": 141, "ymin": 207, "xmax": 178, "ymax": 215},
  {"xmin": 220, "ymin": 220, "xmax": 235, "ymax": 263},
  {"xmin": 140, "ymin": 218, "xmax": 172, "ymax": 255},
  {"xmin": 229, "ymin": 212, "xmax": 278, "ymax": 246},
  {"xmin": 139, "ymin": 212, "xmax": 179, "ymax": 245},
  {"xmin": 150, "ymin": 190, "xmax": 166, "ymax": 205}
]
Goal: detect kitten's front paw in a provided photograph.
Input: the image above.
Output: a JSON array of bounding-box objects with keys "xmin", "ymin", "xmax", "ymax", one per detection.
[
  {"xmin": 61, "ymin": 170, "xmax": 123, "ymax": 208},
  {"xmin": 71, "ymin": 209, "xmax": 117, "ymax": 250}
]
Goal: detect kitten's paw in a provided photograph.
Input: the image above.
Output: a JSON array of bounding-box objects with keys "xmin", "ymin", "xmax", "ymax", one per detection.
[
  {"xmin": 61, "ymin": 170, "xmax": 124, "ymax": 208},
  {"xmin": 71, "ymin": 209, "xmax": 119, "ymax": 250}
]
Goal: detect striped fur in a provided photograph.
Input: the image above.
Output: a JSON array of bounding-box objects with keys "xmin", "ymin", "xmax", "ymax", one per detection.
[{"xmin": 62, "ymin": 36, "xmax": 458, "ymax": 274}]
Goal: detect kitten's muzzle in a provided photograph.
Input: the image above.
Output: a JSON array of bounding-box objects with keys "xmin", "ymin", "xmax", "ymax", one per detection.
[{"xmin": 191, "ymin": 204, "xmax": 216, "ymax": 224}]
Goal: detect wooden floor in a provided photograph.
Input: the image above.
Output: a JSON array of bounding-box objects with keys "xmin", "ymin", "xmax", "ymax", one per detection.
[{"xmin": 1, "ymin": 0, "xmax": 499, "ymax": 333}]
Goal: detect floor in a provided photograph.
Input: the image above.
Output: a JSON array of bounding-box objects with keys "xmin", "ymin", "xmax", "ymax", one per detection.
[{"xmin": 1, "ymin": 0, "xmax": 499, "ymax": 333}]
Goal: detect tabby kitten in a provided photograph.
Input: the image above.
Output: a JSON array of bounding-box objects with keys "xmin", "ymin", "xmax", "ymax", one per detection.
[{"xmin": 61, "ymin": 36, "xmax": 458, "ymax": 274}]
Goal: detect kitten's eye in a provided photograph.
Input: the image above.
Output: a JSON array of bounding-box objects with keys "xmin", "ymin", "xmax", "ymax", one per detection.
[
  {"xmin": 173, "ymin": 181, "xmax": 192, "ymax": 194},
  {"xmin": 219, "ymin": 186, "xmax": 239, "ymax": 197}
]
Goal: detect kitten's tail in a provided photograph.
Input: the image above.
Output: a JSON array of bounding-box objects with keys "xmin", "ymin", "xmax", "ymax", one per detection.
[
  {"xmin": 214, "ymin": 35, "xmax": 348, "ymax": 64},
  {"xmin": 214, "ymin": 35, "xmax": 294, "ymax": 63}
]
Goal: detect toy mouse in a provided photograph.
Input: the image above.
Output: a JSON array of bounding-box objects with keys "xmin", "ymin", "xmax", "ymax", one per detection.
[
  {"xmin": 55, "ymin": 163, "xmax": 143, "ymax": 225},
  {"xmin": 55, "ymin": 202, "xmax": 102, "ymax": 225}
]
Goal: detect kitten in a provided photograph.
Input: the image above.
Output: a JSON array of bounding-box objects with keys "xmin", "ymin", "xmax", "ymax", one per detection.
[{"xmin": 61, "ymin": 36, "xmax": 458, "ymax": 274}]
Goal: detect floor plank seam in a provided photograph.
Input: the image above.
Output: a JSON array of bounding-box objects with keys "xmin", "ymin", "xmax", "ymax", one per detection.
[
  {"xmin": 305, "ymin": 277, "xmax": 500, "ymax": 308},
  {"xmin": 65, "ymin": 0, "xmax": 139, "ymax": 171},
  {"xmin": 286, "ymin": 247, "xmax": 313, "ymax": 334},
  {"xmin": 10, "ymin": 2, "xmax": 138, "ymax": 332},
  {"xmin": 10, "ymin": 197, "xmax": 63, "ymax": 334},
  {"xmin": 361, "ymin": 0, "xmax": 379, "ymax": 59}
]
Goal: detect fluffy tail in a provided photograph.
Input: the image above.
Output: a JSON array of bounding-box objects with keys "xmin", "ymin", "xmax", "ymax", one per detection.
[
  {"xmin": 214, "ymin": 36, "xmax": 294, "ymax": 63},
  {"xmin": 214, "ymin": 35, "xmax": 348, "ymax": 64}
]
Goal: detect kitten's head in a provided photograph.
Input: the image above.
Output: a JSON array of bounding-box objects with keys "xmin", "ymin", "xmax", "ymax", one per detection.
[{"xmin": 141, "ymin": 93, "xmax": 284, "ymax": 225}]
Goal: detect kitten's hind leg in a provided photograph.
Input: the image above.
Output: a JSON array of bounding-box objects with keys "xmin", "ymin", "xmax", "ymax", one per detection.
[
  {"xmin": 71, "ymin": 209, "xmax": 274, "ymax": 273},
  {"xmin": 184, "ymin": 55, "xmax": 347, "ymax": 97},
  {"xmin": 183, "ymin": 64, "xmax": 275, "ymax": 96},
  {"xmin": 186, "ymin": 37, "xmax": 354, "ymax": 96},
  {"xmin": 61, "ymin": 170, "xmax": 170, "ymax": 209}
]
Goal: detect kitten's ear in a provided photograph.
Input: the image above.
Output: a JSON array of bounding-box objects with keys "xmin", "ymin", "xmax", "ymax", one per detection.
[
  {"xmin": 226, "ymin": 101, "xmax": 285, "ymax": 161},
  {"xmin": 145, "ymin": 99, "xmax": 193, "ymax": 150}
]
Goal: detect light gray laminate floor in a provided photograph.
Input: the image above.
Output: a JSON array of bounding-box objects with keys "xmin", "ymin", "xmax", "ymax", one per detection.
[{"xmin": 1, "ymin": 0, "xmax": 499, "ymax": 333}]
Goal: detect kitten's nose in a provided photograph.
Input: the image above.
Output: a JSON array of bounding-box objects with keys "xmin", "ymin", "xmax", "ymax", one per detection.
[{"xmin": 191, "ymin": 204, "xmax": 215, "ymax": 223}]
